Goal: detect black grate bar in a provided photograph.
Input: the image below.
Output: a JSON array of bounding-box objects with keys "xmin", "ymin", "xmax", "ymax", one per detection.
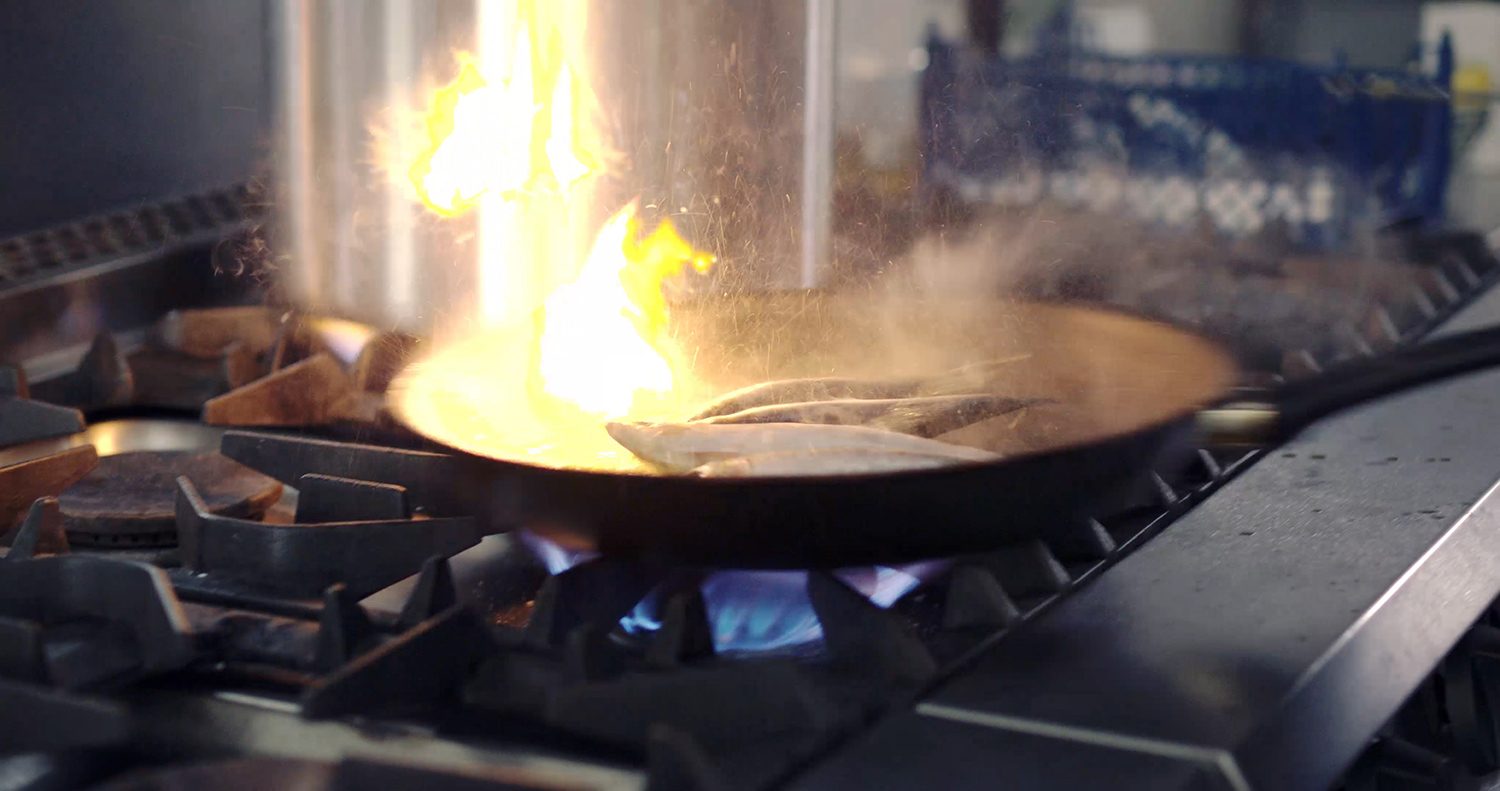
[{"xmin": 0, "ymin": 185, "xmax": 259, "ymax": 286}]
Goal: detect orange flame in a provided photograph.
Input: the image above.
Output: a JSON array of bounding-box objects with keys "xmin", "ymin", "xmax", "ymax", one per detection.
[
  {"xmin": 407, "ymin": 12, "xmax": 714, "ymax": 420},
  {"xmin": 538, "ymin": 205, "xmax": 715, "ymax": 416},
  {"xmin": 409, "ymin": 35, "xmax": 592, "ymax": 214}
]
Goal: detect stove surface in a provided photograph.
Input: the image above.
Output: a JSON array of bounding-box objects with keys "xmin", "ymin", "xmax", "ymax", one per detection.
[
  {"xmin": 807, "ymin": 332, "xmax": 1500, "ymax": 790},
  {"xmin": 3, "ymin": 206, "xmax": 1500, "ymax": 790}
]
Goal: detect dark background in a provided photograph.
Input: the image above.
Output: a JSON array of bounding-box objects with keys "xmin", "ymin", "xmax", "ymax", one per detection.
[
  {"xmin": 0, "ymin": 0, "xmax": 266, "ymax": 238},
  {"xmin": 0, "ymin": 0, "xmax": 1429, "ymax": 240}
]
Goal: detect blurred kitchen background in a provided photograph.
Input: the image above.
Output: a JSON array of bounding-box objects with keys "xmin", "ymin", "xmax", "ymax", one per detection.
[
  {"xmin": 833, "ymin": 0, "xmax": 1500, "ymax": 249},
  {"xmin": 1, "ymin": 0, "xmax": 1498, "ymax": 290}
]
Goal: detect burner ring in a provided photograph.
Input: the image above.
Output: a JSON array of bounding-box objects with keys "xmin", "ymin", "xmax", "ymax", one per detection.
[{"xmin": 60, "ymin": 451, "xmax": 282, "ymax": 548}]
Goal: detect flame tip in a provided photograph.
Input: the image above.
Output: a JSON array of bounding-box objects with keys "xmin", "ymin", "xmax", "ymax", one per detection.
[
  {"xmin": 411, "ymin": 38, "xmax": 593, "ymax": 215},
  {"xmin": 536, "ymin": 209, "xmax": 714, "ymax": 417}
]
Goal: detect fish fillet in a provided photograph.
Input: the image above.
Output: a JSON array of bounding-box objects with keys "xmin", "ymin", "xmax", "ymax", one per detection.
[
  {"xmin": 683, "ymin": 378, "xmax": 923, "ymax": 421},
  {"xmin": 701, "ymin": 394, "xmax": 1045, "ymax": 438},
  {"xmin": 605, "ymin": 420, "xmax": 1000, "ymax": 472},
  {"xmin": 684, "ymin": 356, "xmax": 1032, "ymax": 420}
]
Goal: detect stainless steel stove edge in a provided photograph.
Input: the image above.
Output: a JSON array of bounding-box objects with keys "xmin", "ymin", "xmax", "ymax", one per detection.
[{"xmin": 791, "ymin": 269, "xmax": 1500, "ymax": 790}]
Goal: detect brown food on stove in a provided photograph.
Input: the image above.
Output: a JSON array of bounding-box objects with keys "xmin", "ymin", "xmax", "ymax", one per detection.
[
  {"xmin": 690, "ymin": 448, "xmax": 978, "ymax": 478},
  {"xmin": 604, "ymin": 420, "xmax": 1000, "ymax": 473}
]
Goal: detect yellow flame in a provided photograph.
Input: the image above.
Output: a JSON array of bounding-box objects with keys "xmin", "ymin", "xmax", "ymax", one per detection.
[
  {"xmin": 411, "ymin": 27, "xmax": 595, "ymax": 214},
  {"xmin": 620, "ymin": 218, "xmax": 716, "ymax": 343},
  {"xmin": 537, "ymin": 206, "xmax": 715, "ymax": 416},
  {"xmin": 545, "ymin": 63, "xmax": 593, "ymax": 190},
  {"xmin": 406, "ymin": 8, "xmax": 716, "ymax": 421}
]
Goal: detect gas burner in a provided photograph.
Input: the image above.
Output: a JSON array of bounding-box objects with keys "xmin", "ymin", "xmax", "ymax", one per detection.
[
  {"xmin": 518, "ymin": 532, "xmax": 948, "ymax": 655},
  {"xmin": 60, "ymin": 451, "xmax": 282, "ymax": 547},
  {"xmin": 625, "ymin": 566, "xmax": 949, "ymax": 655}
]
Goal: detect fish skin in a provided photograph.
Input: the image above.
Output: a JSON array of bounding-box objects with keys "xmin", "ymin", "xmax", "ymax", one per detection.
[
  {"xmin": 604, "ymin": 420, "xmax": 1000, "ymax": 472},
  {"xmin": 682, "ymin": 378, "xmax": 924, "ymax": 421},
  {"xmin": 683, "ymin": 356, "xmax": 1033, "ymax": 421},
  {"xmin": 700, "ymin": 394, "xmax": 1047, "ymax": 438},
  {"xmin": 691, "ymin": 448, "xmax": 976, "ymax": 478},
  {"xmin": 872, "ymin": 395, "xmax": 1049, "ymax": 438},
  {"xmin": 697, "ymin": 398, "xmax": 919, "ymax": 427}
]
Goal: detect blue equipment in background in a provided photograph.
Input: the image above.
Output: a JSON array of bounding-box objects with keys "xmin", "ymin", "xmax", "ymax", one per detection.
[{"xmin": 919, "ymin": 12, "xmax": 1455, "ymax": 250}]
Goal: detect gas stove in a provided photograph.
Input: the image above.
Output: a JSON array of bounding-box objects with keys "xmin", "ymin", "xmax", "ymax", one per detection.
[{"xmin": 4, "ymin": 193, "xmax": 1500, "ymax": 791}]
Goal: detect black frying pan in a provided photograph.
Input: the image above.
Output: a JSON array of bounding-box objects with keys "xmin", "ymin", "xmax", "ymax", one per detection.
[{"xmin": 387, "ymin": 292, "xmax": 1500, "ymax": 569}]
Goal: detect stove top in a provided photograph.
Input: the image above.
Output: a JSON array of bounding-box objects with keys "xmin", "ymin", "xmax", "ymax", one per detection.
[{"xmin": 3, "ymin": 197, "xmax": 1500, "ymax": 791}]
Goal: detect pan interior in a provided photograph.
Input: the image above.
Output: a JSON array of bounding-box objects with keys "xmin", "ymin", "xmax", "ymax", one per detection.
[{"xmin": 389, "ymin": 293, "xmax": 1239, "ymax": 474}]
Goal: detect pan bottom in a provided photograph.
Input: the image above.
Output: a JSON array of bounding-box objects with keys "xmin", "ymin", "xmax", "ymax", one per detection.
[{"xmin": 453, "ymin": 416, "xmax": 1195, "ymax": 568}]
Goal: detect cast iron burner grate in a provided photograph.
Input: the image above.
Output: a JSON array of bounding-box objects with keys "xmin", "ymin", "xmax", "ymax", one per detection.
[{"xmin": 0, "ymin": 423, "xmax": 1254, "ymax": 791}]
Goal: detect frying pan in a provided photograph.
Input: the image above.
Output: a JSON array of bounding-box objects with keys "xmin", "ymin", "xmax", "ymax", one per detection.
[{"xmin": 388, "ymin": 292, "xmax": 1500, "ymax": 569}]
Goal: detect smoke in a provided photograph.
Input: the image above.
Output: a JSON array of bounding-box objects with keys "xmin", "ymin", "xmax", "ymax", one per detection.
[
  {"xmin": 883, "ymin": 199, "xmax": 1416, "ymax": 374},
  {"xmin": 214, "ymin": 153, "xmax": 284, "ymax": 304}
]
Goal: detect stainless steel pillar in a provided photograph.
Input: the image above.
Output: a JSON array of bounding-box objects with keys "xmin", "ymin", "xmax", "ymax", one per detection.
[
  {"xmin": 802, "ymin": 0, "xmax": 838, "ymax": 288},
  {"xmin": 270, "ymin": 0, "xmax": 838, "ymax": 334}
]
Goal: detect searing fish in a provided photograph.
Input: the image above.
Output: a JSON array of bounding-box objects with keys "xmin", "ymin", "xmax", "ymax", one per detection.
[
  {"xmin": 682, "ymin": 378, "xmax": 925, "ymax": 421},
  {"xmin": 872, "ymin": 395, "xmax": 1048, "ymax": 438},
  {"xmin": 697, "ymin": 398, "xmax": 919, "ymax": 427},
  {"xmin": 700, "ymin": 394, "xmax": 1046, "ymax": 438},
  {"xmin": 684, "ymin": 356, "xmax": 1033, "ymax": 420},
  {"xmin": 691, "ymin": 448, "xmax": 976, "ymax": 478},
  {"xmin": 935, "ymin": 402, "xmax": 1103, "ymax": 457},
  {"xmin": 605, "ymin": 420, "xmax": 999, "ymax": 472},
  {"xmin": 921, "ymin": 355, "xmax": 1033, "ymax": 396}
]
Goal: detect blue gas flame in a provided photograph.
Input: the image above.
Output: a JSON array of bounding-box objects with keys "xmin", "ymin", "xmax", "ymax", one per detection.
[
  {"xmin": 519, "ymin": 532, "xmax": 948, "ymax": 654},
  {"xmin": 621, "ymin": 562, "xmax": 949, "ymax": 654},
  {"xmin": 517, "ymin": 531, "xmax": 598, "ymax": 574}
]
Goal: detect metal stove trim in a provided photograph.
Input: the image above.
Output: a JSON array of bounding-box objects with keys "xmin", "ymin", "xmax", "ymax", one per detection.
[
  {"xmin": 1231, "ymin": 475, "xmax": 1500, "ymax": 790},
  {"xmin": 916, "ymin": 702, "xmax": 1254, "ymax": 791},
  {"xmin": 1283, "ymin": 477, "xmax": 1500, "ymax": 703},
  {"xmin": 910, "ymin": 471, "xmax": 1500, "ymax": 791},
  {"xmin": 897, "ymin": 333, "xmax": 1500, "ymax": 791}
]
